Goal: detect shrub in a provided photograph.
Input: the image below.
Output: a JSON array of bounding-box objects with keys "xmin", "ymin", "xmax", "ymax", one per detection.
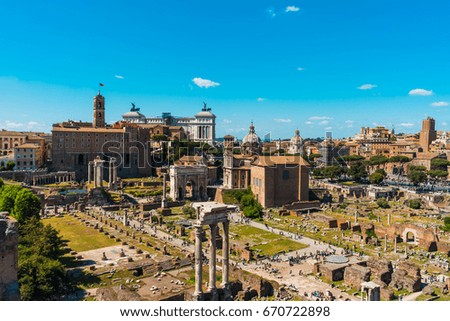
[
  {"xmin": 408, "ymin": 199, "xmax": 421, "ymax": 209},
  {"xmin": 376, "ymin": 198, "xmax": 390, "ymax": 209}
]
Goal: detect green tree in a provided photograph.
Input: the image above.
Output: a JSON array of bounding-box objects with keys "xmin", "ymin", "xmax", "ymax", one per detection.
[
  {"xmin": 408, "ymin": 199, "xmax": 421, "ymax": 209},
  {"xmin": 12, "ymin": 189, "xmax": 41, "ymax": 223},
  {"xmin": 376, "ymin": 198, "xmax": 390, "ymax": 209},
  {"xmin": 388, "ymin": 156, "xmax": 411, "ymax": 163},
  {"xmin": 431, "ymin": 158, "xmax": 449, "ymax": 169},
  {"xmin": 443, "ymin": 217, "xmax": 450, "ymax": 232},
  {"xmin": 19, "ymin": 218, "xmax": 64, "ymax": 259},
  {"xmin": 182, "ymin": 206, "xmax": 196, "ymax": 219},
  {"xmin": 322, "ymin": 166, "xmax": 343, "ymax": 180},
  {"xmin": 369, "ymin": 172, "xmax": 385, "ymax": 185},
  {"xmin": 18, "ymin": 218, "xmax": 68, "ymax": 300},
  {"xmin": 409, "ymin": 165, "xmax": 426, "ymax": 172},
  {"xmin": 348, "ymin": 162, "xmax": 368, "ymax": 181},
  {"xmin": 19, "ymin": 254, "xmax": 67, "ymax": 300},
  {"xmin": 0, "ymin": 177, "xmax": 4, "ymax": 189},
  {"xmin": 369, "ymin": 155, "xmax": 389, "ymax": 165},
  {"xmin": 6, "ymin": 161, "xmax": 15, "ymax": 170},
  {"xmin": 427, "ymin": 170, "xmax": 448, "ymax": 178},
  {"xmin": 407, "ymin": 170, "xmax": 427, "ymax": 185},
  {"xmin": 0, "ymin": 185, "xmax": 22, "ymax": 213},
  {"xmin": 240, "ymin": 193, "xmax": 263, "ymax": 219}
]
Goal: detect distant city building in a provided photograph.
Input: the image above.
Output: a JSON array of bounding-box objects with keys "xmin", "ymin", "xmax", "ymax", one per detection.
[
  {"xmin": 251, "ymin": 155, "xmax": 310, "ymax": 208},
  {"xmin": 122, "ymin": 102, "xmax": 216, "ymax": 144},
  {"xmin": 51, "ymin": 92, "xmax": 153, "ymax": 180},
  {"xmin": 0, "ymin": 130, "xmax": 50, "ymax": 170},
  {"xmin": 240, "ymin": 122, "xmax": 262, "ymax": 156},
  {"xmin": 288, "ymin": 129, "xmax": 304, "ymax": 155},
  {"xmin": 14, "ymin": 143, "xmax": 45, "ymax": 171},
  {"xmin": 223, "ymin": 123, "xmax": 311, "ymax": 208},
  {"xmin": 419, "ymin": 116, "xmax": 437, "ymax": 152}
]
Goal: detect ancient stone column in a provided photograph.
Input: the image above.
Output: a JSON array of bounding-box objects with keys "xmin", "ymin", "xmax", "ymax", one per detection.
[
  {"xmin": 394, "ymin": 236, "xmax": 397, "ymax": 254},
  {"xmin": 354, "ymin": 210, "xmax": 358, "ymax": 224},
  {"xmin": 123, "ymin": 209, "xmax": 129, "ymax": 227},
  {"xmin": 108, "ymin": 159, "xmax": 113, "ymax": 189},
  {"xmin": 112, "ymin": 158, "xmax": 117, "ymax": 186},
  {"xmin": 388, "ymin": 212, "xmax": 391, "ymax": 226},
  {"xmin": 93, "ymin": 157, "xmax": 104, "ymax": 188},
  {"xmin": 384, "ymin": 234, "xmax": 387, "ymax": 252},
  {"xmin": 221, "ymin": 220, "xmax": 230, "ymax": 298},
  {"xmin": 194, "ymin": 226, "xmax": 203, "ymax": 300},
  {"xmin": 161, "ymin": 174, "xmax": 168, "ymax": 208},
  {"xmin": 208, "ymin": 223, "xmax": 218, "ymax": 300}
]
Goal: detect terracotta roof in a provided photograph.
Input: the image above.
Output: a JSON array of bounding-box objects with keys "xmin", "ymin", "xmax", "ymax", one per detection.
[
  {"xmin": 252, "ymin": 155, "xmax": 310, "ymax": 167},
  {"xmin": 415, "ymin": 152, "xmax": 441, "ymax": 160},
  {"xmin": 16, "ymin": 143, "xmax": 40, "ymax": 148},
  {"xmin": 178, "ymin": 155, "xmax": 204, "ymax": 162},
  {"xmin": 52, "ymin": 127, "xmax": 125, "ymax": 133}
]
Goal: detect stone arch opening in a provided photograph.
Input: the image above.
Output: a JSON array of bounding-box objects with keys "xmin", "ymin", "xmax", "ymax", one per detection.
[
  {"xmin": 406, "ymin": 231, "xmax": 415, "ymax": 243},
  {"xmin": 185, "ymin": 180, "xmax": 195, "ymax": 199},
  {"xmin": 78, "ymin": 154, "xmax": 84, "ymax": 165}
]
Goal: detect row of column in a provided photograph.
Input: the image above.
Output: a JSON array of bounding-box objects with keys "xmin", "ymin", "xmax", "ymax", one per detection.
[
  {"xmin": 87, "ymin": 157, "xmax": 117, "ymax": 188},
  {"xmin": 197, "ymin": 125, "xmax": 211, "ymax": 140},
  {"xmin": 194, "ymin": 220, "xmax": 230, "ymax": 301},
  {"xmin": 32, "ymin": 173, "xmax": 75, "ymax": 185}
]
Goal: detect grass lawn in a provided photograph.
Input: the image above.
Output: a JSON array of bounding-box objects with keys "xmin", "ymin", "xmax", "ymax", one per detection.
[
  {"xmin": 44, "ymin": 215, "xmax": 116, "ymax": 252},
  {"xmin": 230, "ymin": 224, "xmax": 308, "ymax": 256}
]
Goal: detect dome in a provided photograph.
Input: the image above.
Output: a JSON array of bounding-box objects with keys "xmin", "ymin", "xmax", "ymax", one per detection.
[
  {"xmin": 195, "ymin": 110, "xmax": 215, "ymax": 118},
  {"xmin": 122, "ymin": 111, "xmax": 145, "ymax": 118},
  {"xmin": 290, "ymin": 129, "xmax": 303, "ymax": 145},
  {"xmin": 242, "ymin": 122, "xmax": 261, "ymax": 145}
]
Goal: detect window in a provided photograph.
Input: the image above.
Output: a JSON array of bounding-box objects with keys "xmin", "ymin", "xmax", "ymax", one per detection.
[{"xmin": 282, "ymin": 170, "xmax": 289, "ymax": 180}]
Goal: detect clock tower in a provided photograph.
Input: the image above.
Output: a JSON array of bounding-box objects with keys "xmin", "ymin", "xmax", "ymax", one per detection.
[{"xmin": 93, "ymin": 91, "xmax": 105, "ymax": 128}]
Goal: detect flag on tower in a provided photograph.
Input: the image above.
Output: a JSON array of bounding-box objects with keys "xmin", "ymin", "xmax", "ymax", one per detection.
[{"xmin": 99, "ymin": 83, "xmax": 104, "ymax": 87}]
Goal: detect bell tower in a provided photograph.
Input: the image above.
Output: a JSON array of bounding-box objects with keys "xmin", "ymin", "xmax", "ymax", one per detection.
[{"xmin": 93, "ymin": 91, "xmax": 105, "ymax": 128}]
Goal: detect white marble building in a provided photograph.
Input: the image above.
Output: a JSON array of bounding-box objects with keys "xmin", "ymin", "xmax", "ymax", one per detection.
[{"xmin": 122, "ymin": 103, "xmax": 216, "ymax": 144}]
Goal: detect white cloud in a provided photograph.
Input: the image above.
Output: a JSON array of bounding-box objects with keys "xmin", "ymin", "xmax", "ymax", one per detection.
[
  {"xmin": 222, "ymin": 119, "xmax": 232, "ymax": 124},
  {"xmin": 325, "ymin": 127, "xmax": 333, "ymax": 130},
  {"xmin": 4, "ymin": 120, "xmax": 23, "ymax": 129},
  {"xmin": 409, "ymin": 88, "xmax": 433, "ymax": 96},
  {"xmin": 285, "ymin": 6, "xmax": 300, "ymax": 12},
  {"xmin": 442, "ymin": 122, "xmax": 448, "ymax": 126},
  {"xmin": 319, "ymin": 120, "xmax": 330, "ymax": 125},
  {"xmin": 297, "ymin": 67, "xmax": 305, "ymax": 71},
  {"xmin": 357, "ymin": 84, "xmax": 377, "ymax": 90},
  {"xmin": 398, "ymin": 122, "xmax": 415, "ymax": 128},
  {"xmin": 309, "ymin": 116, "xmax": 332, "ymax": 121},
  {"xmin": 305, "ymin": 121, "xmax": 313, "ymax": 125},
  {"xmin": 273, "ymin": 118, "xmax": 292, "ymax": 123},
  {"xmin": 192, "ymin": 77, "xmax": 220, "ymax": 88},
  {"xmin": 115, "ymin": 75, "xmax": 124, "ymax": 79},
  {"xmin": 345, "ymin": 120, "xmax": 354, "ymax": 124},
  {"xmin": 431, "ymin": 101, "xmax": 448, "ymax": 107},
  {"xmin": 257, "ymin": 97, "xmax": 266, "ymax": 102}
]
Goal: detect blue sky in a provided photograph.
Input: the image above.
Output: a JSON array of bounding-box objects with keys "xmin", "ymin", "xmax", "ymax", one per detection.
[{"xmin": 1, "ymin": 0, "xmax": 450, "ymax": 139}]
